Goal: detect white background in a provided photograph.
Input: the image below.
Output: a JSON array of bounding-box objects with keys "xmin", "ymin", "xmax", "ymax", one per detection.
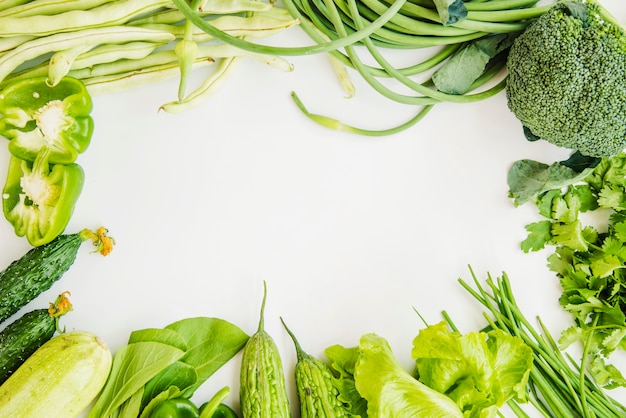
[{"xmin": 1, "ymin": 1, "xmax": 625, "ymax": 416}]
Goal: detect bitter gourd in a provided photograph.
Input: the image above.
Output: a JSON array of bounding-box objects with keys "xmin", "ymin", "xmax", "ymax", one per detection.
[
  {"xmin": 281, "ymin": 318, "xmax": 353, "ymax": 418},
  {"xmin": 239, "ymin": 282, "xmax": 290, "ymax": 418}
]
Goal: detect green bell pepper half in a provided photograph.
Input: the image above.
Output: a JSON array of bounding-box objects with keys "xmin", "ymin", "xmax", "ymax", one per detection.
[
  {"xmin": 199, "ymin": 403, "xmax": 238, "ymax": 418},
  {"xmin": 149, "ymin": 398, "xmax": 200, "ymax": 418},
  {"xmin": 2, "ymin": 147, "xmax": 84, "ymax": 247},
  {"xmin": 0, "ymin": 76, "xmax": 94, "ymax": 165}
]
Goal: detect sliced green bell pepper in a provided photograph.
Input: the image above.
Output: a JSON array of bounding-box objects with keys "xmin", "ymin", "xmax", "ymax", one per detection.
[
  {"xmin": 150, "ymin": 398, "xmax": 200, "ymax": 418},
  {"xmin": 2, "ymin": 147, "xmax": 84, "ymax": 247},
  {"xmin": 200, "ymin": 403, "xmax": 238, "ymax": 418},
  {"xmin": 0, "ymin": 76, "xmax": 94, "ymax": 165}
]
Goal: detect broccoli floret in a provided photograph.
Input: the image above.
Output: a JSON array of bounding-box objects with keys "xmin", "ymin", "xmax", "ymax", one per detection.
[{"xmin": 505, "ymin": 0, "xmax": 626, "ymax": 158}]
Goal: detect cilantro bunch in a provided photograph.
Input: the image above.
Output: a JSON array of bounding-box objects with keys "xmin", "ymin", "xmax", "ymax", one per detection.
[{"xmin": 514, "ymin": 153, "xmax": 626, "ymax": 389}]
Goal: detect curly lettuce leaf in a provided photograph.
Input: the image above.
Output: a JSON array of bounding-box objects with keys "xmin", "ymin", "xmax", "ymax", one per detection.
[
  {"xmin": 324, "ymin": 344, "xmax": 368, "ymax": 417},
  {"xmin": 411, "ymin": 322, "xmax": 532, "ymax": 418},
  {"xmin": 354, "ymin": 333, "xmax": 463, "ymax": 418}
]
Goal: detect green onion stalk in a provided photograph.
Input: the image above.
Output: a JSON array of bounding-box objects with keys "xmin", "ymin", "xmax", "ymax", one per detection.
[
  {"xmin": 447, "ymin": 268, "xmax": 626, "ymax": 418},
  {"xmin": 0, "ymin": 0, "xmax": 551, "ymax": 118},
  {"xmin": 173, "ymin": 0, "xmax": 552, "ymax": 134}
]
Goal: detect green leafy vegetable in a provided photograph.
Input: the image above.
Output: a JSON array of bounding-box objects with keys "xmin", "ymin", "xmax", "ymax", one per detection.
[
  {"xmin": 324, "ymin": 345, "xmax": 368, "ymax": 417},
  {"xmin": 355, "ymin": 333, "xmax": 464, "ymax": 418},
  {"xmin": 89, "ymin": 341, "xmax": 186, "ymax": 417},
  {"xmin": 507, "ymin": 158, "xmax": 593, "ymax": 206},
  {"xmin": 433, "ymin": 0, "xmax": 468, "ymax": 26},
  {"xmin": 412, "ymin": 322, "xmax": 532, "ymax": 416},
  {"xmin": 89, "ymin": 317, "xmax": 248, "ymax": 418},
  {"xmin": 453, "ymin": 269, "xmax": 626, "ymax": 417},
  {"xmin": 510, "ymin": 152, "xmax": 626, "ymax": 388},
  {"xmin": 432, "ymin": 33, "xmax": 516, "ymax": 95},
  {"xmin": 324, "ymin": 323, "xmax": 532, "ymax": 417}
]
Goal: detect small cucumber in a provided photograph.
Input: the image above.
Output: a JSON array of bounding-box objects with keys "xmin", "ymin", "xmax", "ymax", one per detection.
[
  {"xmin": 239, "ymin": 282, "xmax": 290, "ymax": 418},
  {"xmin": 281, "ymin": 318, "xmax": 353, "ymax": 418},
  {"xmin": 0, "ymin": 226, "xmax": 113, "ymax": 324},
  {"xmin": 0, "ymin": 292, "xmax": 73, "ymax": 385},
  {"xmin": 0, "ymin": 331, "xmax": 113, "ymax": 417}
]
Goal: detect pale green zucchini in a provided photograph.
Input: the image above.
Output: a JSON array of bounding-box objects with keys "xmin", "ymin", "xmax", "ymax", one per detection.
[{"xmin": 0, "ymin": 331, "xmax": 112, "ymax": 417}]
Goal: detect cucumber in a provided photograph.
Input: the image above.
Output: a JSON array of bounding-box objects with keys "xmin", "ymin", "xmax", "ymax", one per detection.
[
  {"xmin": 0, "ymin": 227, "xmax": 113, "ymax": 324},
  {"xmin": 0, "ymin": 292, "xmax": 73, "ymax": 385},
  {"xmin": 0, "ymin": 331, "xmax": 112, "ymax": 417}
]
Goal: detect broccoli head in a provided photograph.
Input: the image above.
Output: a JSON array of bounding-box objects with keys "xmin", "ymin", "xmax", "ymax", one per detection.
[{"xmin": 505, "ymin": 0, "xmax": 626, "ymax": 158}]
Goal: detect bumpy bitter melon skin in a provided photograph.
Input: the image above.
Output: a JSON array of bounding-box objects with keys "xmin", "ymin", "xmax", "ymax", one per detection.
[
  {"xmin": 294, "ymin": 354, "xmax": 353, "ymax": 417},
  {"xmin": 282, "ymin": 319, "xmax": 353, "ymax": 417},
  {"xmin": 240, "ymin": 330, "xmax": 291, "ymax": 417},
  {"xmin": 0, "ymin": 232, "xmax": 84, "ymax": 323},
  {"xmin": 239, "ymin": 282, "xmax": 290, "ymax": 418},
  {"xmin": 0, "ymin": 309, "xmax": 56, "ymax": 384}
]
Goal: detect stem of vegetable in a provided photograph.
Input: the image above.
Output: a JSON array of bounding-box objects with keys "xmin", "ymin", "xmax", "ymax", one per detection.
[
  {"xmin": 452, "ymin": 268, "xmax": 626, "ymax": 418},
  {"xmin": 171, "ymin": 0, "xmax": 410, "ymax": 55}
]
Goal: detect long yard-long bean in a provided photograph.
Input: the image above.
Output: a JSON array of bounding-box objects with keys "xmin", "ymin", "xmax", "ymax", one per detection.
[
  {"xmin": 265, "ymin": 0, "xmax": 552, "ymax": 134},
  {"xmin": 0, "ymin": 0, "xmax": 302, "ymax": 111},
  {"xmin": 0, "ymin": 0, "xmax": 554, "ymax": 122}
]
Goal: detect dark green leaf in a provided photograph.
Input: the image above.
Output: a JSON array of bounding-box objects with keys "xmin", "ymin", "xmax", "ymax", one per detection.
[
  {"xmin": 433, "ymin": 0, "xmax": 467, "ymax": 25},
  {"xmin": 522, "ymin": 126, "xmax": 541, "ymax": 142},
  {"xmin": 507, "ymin": 159, "xmax": 591, "ymax": 206},
  {"xmin": 560, "ymin": 151, "xmax": 601, "ymax": 173},
  {"xmin": 432, "ymin": 33, "xmax": 514, "ymax": 94}
]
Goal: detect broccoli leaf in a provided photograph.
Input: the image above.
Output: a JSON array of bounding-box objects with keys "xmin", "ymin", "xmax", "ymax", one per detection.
[
  {"xmin": 507, "ymin": 159, "xmax": 592, "ymax": 206},
  {"xmin": 432, "ymin": 0, "xmax": 467, "ymax": 26},
  {"xmin": 560, "ymin": 151, "xmax": 602, "ymax": 173},
  {"xmin": 432, "ymin": 33, "xmax": 514, "ymax": 94}
]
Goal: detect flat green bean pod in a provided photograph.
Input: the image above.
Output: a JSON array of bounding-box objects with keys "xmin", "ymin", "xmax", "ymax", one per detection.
[
  {"xmin": 0, "ymin": 0, "xmax": 113, "ymax": 18},
  {"xmin": 80, "ymin": 60, "xmax": 214, "ymax": 95},
  {"xmin": 160, "ymin": 56, "xmax": 241, "ymax": 113},
  {"xmin": 0, "ymin": 35, "xmax": 33, "ymax": 53},
  {"xmin": 0, "ymin": 0, "xmax": 171, "ymax": 37},
  {"xmin": 0, "ymin": 0, "xmax": 30, "ymax": 13},
  {"xmin": 0, "ymin": 26, "xmax": 175, "ymax": 83},
  {"xmin": 48, "ymin": 45, "xmax": 95, "ymax": 86},
  {"xmin": 0, "ymin": 42, "xmax": 164, "ymax": 88}
]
